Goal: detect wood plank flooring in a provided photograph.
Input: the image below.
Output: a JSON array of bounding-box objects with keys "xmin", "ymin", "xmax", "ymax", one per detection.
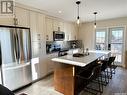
[{"xmin": 15, "ymin": 67, "xmax": 127, "ymax": 95}]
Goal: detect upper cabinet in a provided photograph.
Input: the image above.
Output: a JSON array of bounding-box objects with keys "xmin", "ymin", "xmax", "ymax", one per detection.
[
  {"xmin": 30, "ymin": 11, "xmax": 46, "ymax": 57},
  {"xmin": 45, "ymin": 18, "xmax": 64, "ymax": 41},
  {"xmin": 46, "ymin": 18, "xmax": 53, "ymax": 41},
  {"xmin": 30, "ymin": 11, "xmax": 45, "ymax": 42},
  {"xmin": 15, "ymin": 7, "xmax": 30, "ymax": 27},
  {"xmin": 64, "ymin": 22, "xmax": 77, "ymax": 41},
  {"xmin": 70, "ymin": 23, "xmax": 78, "ymax": 40},
  {"xmin": 53, "ymin": 20, "xmax": 64, "ymax": 31}
]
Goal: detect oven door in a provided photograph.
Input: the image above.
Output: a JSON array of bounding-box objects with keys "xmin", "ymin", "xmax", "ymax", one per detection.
[{"xmin": 53, "ymin": 31, "xmax": 65, "ymax": 41}]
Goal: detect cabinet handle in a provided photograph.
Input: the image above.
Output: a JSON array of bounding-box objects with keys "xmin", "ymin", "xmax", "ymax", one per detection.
[
  {"xmin": 58, "ymin": 27, "xmax": 60, "ymax": 31},
  {"xmin": 75, "ymin": 36, "xmax": 76, "ymax": 40},
  {"xmin": 68, "ymin": 35, "xmax": 69, "ymax": 40},
  {"xmin": 39, "ymin": 43, "xmax": 41, "ymax": 48},
  {"xmin": 46, "ymin": 35, "xmax": 49, "ymax": 40},
  {"xmin": 37, "ymin": 34, "xmax": 41, "ymax": 36}
]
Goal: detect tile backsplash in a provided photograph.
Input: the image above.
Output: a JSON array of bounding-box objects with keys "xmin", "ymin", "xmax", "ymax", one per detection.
[{"xmin": 46, "ymin": 40, "xmax": 82, "ymax": 54}]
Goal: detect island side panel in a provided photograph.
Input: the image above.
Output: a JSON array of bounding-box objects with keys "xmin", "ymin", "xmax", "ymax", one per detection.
[{"xmin": 54, "ymin": 62, "xmax": 76, "ymax": 95}]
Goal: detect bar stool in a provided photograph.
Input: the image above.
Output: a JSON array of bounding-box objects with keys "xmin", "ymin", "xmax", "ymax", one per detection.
[
  {"xmin": 99, "ymin": 59, "xmax": 109, "ymax": 86},
  {"xmin": 76, "ymin": 64, "xmax": 102, "ymax": 95},
  {"xmin": 0, "ymin": 84, "xmax": 14, "ymax": 95},
  {"xmin": 107, "ymin": 56, "xmax": 117, "ymax": 78}
]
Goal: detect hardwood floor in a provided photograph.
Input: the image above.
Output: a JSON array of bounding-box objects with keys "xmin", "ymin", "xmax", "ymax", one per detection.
[{"xmin": 15, "ymin": 67, "xmax": 127, "ymax": 95}]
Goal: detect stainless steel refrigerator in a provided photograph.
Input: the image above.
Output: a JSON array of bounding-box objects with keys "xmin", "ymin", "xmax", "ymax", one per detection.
[{"xmin": 0, "ymin": 25, "xmax": 32, "ymax": 91}]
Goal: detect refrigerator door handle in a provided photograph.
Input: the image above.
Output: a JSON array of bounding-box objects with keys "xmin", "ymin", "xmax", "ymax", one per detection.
[
  {"xmin": 14, "ymin": 29, "xmax": 20, "ymax": 63},
  {"xmin": 0, "ymin": 42, "xmax": 2, "ymax": 66}
]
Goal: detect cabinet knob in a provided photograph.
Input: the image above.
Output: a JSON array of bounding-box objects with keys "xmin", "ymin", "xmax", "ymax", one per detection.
[
  {"xmin": 68, "ymin": 35, "xmax": 69, "ymax": 40},
  {"xmin": 46, "ymin": 35, "xmax": 49, "ymax": 40},
  {"xmin": 58, "ymin": 27, "xmax": 60, "ymax": 31},
  {"xmin": 75, "ymin": 36, "xmax": 76, "ymax": 40}
]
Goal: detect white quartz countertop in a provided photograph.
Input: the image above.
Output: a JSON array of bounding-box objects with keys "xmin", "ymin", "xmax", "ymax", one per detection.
[{"xmin": 51, "ymin": 50, "xmax": 110, "ymax": 67}]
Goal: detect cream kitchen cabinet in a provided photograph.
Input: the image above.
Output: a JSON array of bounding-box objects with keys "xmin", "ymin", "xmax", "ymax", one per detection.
[
  {"xmin": 53, "ymin": 20, "xmax": 64, "ymax": 31},
  {"xmin": 0, "ymin": 7, "xmax": 29, "ymax": 27},
  {"xmin": 45, "ymin": 18, "xmax": 64, "ymax": 41},
  {"xmin": 30, "ymin": 11, "xmax": 46, "ymax": 57},
  {"xmin": 70, "ymin": 23, "xmax": 77, "ymax": 40},
  {"xmin": 15, "ymin": 7, "xmax": 30, "ymax": 27},
  {"xmin": 30, "ymin": 11, "xmax": 45, "ymax": 42},
  {"xmin": 46, "ymin": 53, "xmax": 58, "ymax": 74},
  {"xmin": 31, "ymin": 56, "xmax": 48, "ymax": 81},
  {"xmin": 0, "ymin": 18, "xmax": 13, "ymax": 26},
  {"xmin": 46, "ymin": 18, "xmax": 53, "ymax": 41},
  {"xmin": 64, "ymin": 22, "xmax": 71, "ymax": 41},
  {"xmin": 30, "ymin": 11, "xmax": 40, "ymax": 42},
  {"xmin": 30, "ymin": 11, "xmax": 47, "ymax": 81},
  {"xmin": 64, "ymin": 22, "xmax": 77, "ymax": 41}
]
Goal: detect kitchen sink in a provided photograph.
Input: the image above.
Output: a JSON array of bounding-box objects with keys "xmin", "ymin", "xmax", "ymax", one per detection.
[{"xmin": 73, "ymin": 53, "xmax": 85, "ymax": 57}]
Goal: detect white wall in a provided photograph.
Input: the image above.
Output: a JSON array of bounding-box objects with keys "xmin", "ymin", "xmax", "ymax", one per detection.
[{"xmin": 78, "ymin": 17, "xmax": 127, "ymax": 67}]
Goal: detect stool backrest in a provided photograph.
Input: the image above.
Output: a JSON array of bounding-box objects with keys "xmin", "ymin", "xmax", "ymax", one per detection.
[
  {"xmin": 108, "ymin": 56, "xmax": 116, "ymax": 66},
  {"xmin": 91, "ymin": 64, "xmax": 101, "ymax": 79}
]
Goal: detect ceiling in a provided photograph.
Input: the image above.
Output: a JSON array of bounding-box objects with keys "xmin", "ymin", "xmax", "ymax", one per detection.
[{"xmin": 16, "ymin": 0, "xmax": 127, "ymax": 22}]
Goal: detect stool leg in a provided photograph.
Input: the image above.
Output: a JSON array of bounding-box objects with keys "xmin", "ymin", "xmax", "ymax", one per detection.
[{"xmin": 97, "ymin": 77, "xmax": 102, "ymax": 95}]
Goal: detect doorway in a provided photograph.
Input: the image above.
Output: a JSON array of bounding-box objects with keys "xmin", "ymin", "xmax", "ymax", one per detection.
[{"xmin": 95, "ymin": 27, "xmax": 124, "ymax": 65}]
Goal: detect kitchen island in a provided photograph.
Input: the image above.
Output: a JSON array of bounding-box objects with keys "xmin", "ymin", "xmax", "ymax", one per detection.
[{"xmin": 52, "ymin": 51, "xmax": 110, "ymax": 95}]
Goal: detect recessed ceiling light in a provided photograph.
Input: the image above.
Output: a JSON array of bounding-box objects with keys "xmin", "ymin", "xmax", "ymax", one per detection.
[{"xmin": 58, "ymin": 11, "xmax": 62, "ymax": 13}]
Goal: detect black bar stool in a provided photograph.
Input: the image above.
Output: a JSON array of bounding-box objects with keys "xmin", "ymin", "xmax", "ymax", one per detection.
[
  {"xmin": 76, "ymin": 64, "xmax": 102, "ymax": 95},
  {"xmin": 0, "ymin": 84, "xmax": 14, "ymax": 95}
]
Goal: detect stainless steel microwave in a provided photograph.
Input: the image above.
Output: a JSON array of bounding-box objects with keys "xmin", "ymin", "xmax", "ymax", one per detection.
[{"xmin": 53, "ymin": 31, "xmax": 65, "ymax": 41}]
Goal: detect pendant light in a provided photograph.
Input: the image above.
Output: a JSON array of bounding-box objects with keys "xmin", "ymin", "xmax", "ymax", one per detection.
[
  {"xmin": 93, "ymin": 12, "xmax": 97, "ymax": 28},
  {"xmin": 13, "ymin": 1, "xmax": 18, "ymax": 26},
  {"xmin": 76, "ymin": 0, "xmax": 81, "ymax": 25}
]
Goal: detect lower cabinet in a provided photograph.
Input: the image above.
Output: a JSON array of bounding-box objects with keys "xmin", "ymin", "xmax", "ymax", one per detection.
[
  {"xmin": 31, "ymin": 53, "xmax": 58, "ymax": 81},
  {"xmin": 31, "ymin": 57, "xmax": 48, "ymax": 81},
  {"xmin": 46, "ymin": 53, "xmax": 58, "ymax": 74}
]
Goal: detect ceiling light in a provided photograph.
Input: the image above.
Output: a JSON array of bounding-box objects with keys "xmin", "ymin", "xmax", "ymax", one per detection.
[
  {"xmin": 58, "ymin": 11, "xmax": 62, "ymax": 13},
  {"xmin": 93, "ymin": 12, "xmax": 97, "ymax": 29},
  {"xmin": 76, "ymin": 0, "xmax": 81, "ymax": 25}
]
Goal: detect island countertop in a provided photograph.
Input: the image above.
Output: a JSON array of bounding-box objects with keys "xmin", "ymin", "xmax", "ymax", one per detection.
[
  {"xmin": 52, "ymin": 50, "xmax": 111, "ymax": 95},
  {"xmin": 52, "ymin": 50, "xmax": 110, "ymax": 67}
]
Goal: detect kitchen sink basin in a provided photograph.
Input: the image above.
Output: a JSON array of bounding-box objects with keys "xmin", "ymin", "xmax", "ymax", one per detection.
[{"xmin": 73, "ymin": 53, "xmax": 85, "ymax": 57}]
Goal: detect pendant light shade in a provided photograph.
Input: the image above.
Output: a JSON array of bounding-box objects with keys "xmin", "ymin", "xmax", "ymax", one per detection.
[
  {"xmin": 94, "ymin": 12, "xmax": 97, "ymax": 28},
  {"xmin": 76, "ymin": 1, "xmax": 81, "ymax": 25}
]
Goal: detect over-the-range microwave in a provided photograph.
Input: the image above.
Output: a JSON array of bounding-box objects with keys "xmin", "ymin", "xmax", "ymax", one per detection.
[{"xmin": 53, "ymin": 31, "xmax": 65, "ymax": 41}]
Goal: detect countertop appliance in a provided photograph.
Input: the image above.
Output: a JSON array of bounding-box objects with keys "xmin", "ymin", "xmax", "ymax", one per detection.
[
  {"xmin": 58, "ymin": 49, "xmax": 69, "ymax": 57},
  {"xmin": 0, "ymin": 25, "xmax": 32, "ymax": 91},
  {"xmin": 53, "ymin": 31, "xmax": 65, "ymax": 41}
]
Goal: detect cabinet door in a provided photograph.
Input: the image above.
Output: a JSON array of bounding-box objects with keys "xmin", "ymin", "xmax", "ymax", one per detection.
[
  {"xmin": 47, "ymin": 53, "xmax": 58, "ymax": 73},
  {"xmin": 70, "ymin": 24, "xmax": 77, "ymax": 40},
  {"xmin": 30, "ymin": 11, "xmax": 38, "ymax": 42},
  {"xmin": 0, "ymin": 18, "xmax": 13, "ymax": 26},
  {"xmin": 15, "ymin": 7, "xmax": 30, "ymax": 27},
  {"xmin": 37, "ymin": 13, "xmax": 46, "ymax": 55},
  {"xmin": 64, "ymin": 22, "xmax": 71, "ymax": 41},
  {"xmin": 46, "ymin": 18, "xmax": 53, "ymax": 41},
  {"xmin": 58, "ymin": 21, "xmax": 64, "ymax": 31},
  {"xmin": 53, "ymin": 20, "xmax": 64, "ymax": 31},
  {"xmin": 53, "ymin": 20, "xmax": 59, "ymax": 31},
  {"xmin": 37, "ymin": 13, "xmax": 45, "ymax": 37},
  {"xmin": 30, "ymin": 12, "xmax": 45, "ymax": 42},
  {"xmin": 32, "ymin": 41, "xmax": 42, "ymax": 58},
  {"xmin": 39, "ymin": 57, "xmax": 48, "ymax": 77},
  {"xmin": 31, "ymin": 62, "xmax": 40, "ymax": 81}
]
